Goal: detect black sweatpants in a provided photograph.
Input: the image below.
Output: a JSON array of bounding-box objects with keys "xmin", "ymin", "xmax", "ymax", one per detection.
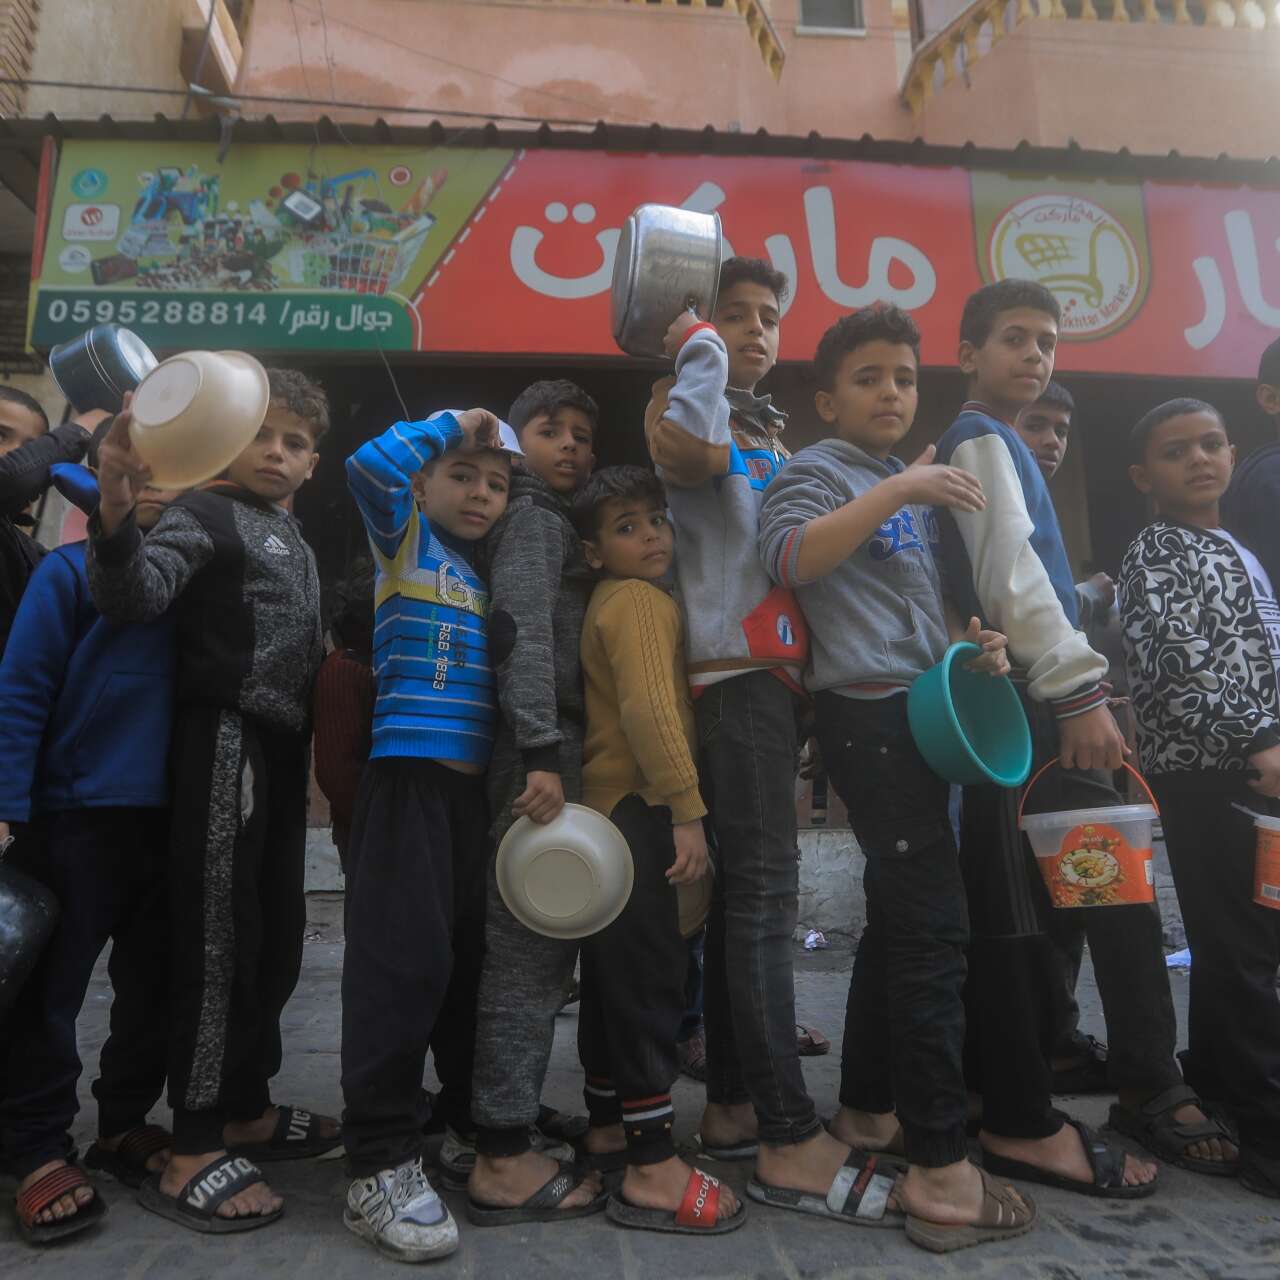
[
  {"xmin": 167, "ymin": 707, "xmax": 308, "ymax": 1154},
  {"xmin": 341, "ymin": 758, "xmax": 488, "ymax": 1177},
  {"xmin": 0, "ymin": 808, "xmax": 169, "ymax": 1180}
]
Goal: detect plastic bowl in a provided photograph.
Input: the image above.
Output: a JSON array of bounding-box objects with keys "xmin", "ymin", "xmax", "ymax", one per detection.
[
  {"xmin": 496, "ymin": 803, "xmax": 634, "ymax": 939},
  {"xmin": 907, "ymin": 641, "xmax": 1032, "ymax": 788},
  {"xmin": 128, "ymin": 350, "xmax": 270, "ymax": 489}
]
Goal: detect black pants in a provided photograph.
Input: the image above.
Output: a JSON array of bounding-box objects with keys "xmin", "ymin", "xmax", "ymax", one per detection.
[
  {"xmin": 167, "ymin": 708, "xmax": 308, "ymax": 1154},
  {"xmin": 697, "ymin": 671, "xmax": 819, "ymax": 1146},
  {"xmin": 815, "ymin": 693, "xmax": 969, "ymax": 1168},
  {"xmin": 0, "ymin": 808, "xmax": 169, "ymax": 1180},
  {"xmin": 1152, "ymin": 772, "xmax": 1280, "ymax": 1156},
  {"xmin": 341, "ymin": 758, "xmax": 488, "ymax": 1176}
]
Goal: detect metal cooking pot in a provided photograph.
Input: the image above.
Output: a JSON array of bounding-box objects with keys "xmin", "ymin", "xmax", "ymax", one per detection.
[
  {"xmin": 0, "ymin": 861, "xmax": 59, "ymax": 1017},
  {"xmin": 48, "ymin": 323, "xmax": 158, "ymax": 415},
  {"xmin": 611, "ymin": 205, "xmax": 723, "ymax": 358}
]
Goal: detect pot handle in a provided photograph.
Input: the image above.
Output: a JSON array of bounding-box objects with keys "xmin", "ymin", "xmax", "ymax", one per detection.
[{"xmin": 1017, "ymin": 756, "xmax": 1159, "ymax": 826}]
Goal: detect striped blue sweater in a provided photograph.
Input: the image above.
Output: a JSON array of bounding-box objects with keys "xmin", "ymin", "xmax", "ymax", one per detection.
[{"xmin": 346, "ymin": 412, "xmax": 496, "ymax": 765}]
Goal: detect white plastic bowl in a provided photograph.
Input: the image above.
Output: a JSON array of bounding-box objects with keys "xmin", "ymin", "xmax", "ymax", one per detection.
[
  {"xmin": 129, "ymin": 350, "xmax": 270, "ymax": 488},
  {"xmin": 496, "ymin": 804, "xmax": 634, "ymax": 939}
]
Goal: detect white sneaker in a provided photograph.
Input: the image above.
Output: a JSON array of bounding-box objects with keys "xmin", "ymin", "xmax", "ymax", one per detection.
[{"xmin": 344, "ymin": 1158, "xmax": 459, "ymax": 1262}]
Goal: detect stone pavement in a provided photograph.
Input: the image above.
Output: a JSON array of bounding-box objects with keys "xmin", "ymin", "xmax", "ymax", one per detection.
[{"xmin": 2, "ymin": 899, "xmax": 1277, "ymax": 1279}]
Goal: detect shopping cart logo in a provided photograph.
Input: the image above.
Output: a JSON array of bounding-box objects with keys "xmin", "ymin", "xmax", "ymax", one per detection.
[{"xmin": 988, "ymin": 193, "xmax": 1143, "ymax": 340}]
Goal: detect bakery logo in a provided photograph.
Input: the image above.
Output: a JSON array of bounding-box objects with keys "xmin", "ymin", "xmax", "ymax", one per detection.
[{"xmin": 988, "ymin": 194, "xmax": 1142, "ymax": 340}]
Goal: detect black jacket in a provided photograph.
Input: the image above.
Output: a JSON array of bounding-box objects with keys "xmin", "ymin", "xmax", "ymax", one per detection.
[{"xmin": 1223, "ymin": 440, "xmax": 1280, "ymax": 592}]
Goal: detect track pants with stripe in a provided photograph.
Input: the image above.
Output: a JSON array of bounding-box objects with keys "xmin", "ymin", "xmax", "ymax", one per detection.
[{"xmin": 167, "ymin": 706, "xmax": 308, "ymax": 1154}]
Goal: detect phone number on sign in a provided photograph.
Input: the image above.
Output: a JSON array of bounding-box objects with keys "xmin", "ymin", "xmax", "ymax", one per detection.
[{"xmin": 45, "ymin": 298, "xmax": 272, "ymax": 327}]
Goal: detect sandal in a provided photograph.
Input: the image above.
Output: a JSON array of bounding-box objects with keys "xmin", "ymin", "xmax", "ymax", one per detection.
[
  {"xmin": 85, "ymin": 1124, "xmax": 172, "ymax": 1189},
  {"xmin": 695, "ymin": 1134, "xmax": 758, "ymax": 1162},
  {"xmin": 137, "ymin": 1154, "xmax": 281, "ymax": 1234},
  {"xmin": 746, "ymin": 1150, "xmax": 905, "ymax": 1228},
  {"xmin": 1109, "ymin": 1084, "xmax": 1239, "ymax": 1177},
  {"xmin": 905, "ymin": 1168, "xmax": 1037, "ymax": 1254},
  {"xmin": 466, "ymin": 1158, "xmax": 609, "ymax": 1226},
  {"xmin": 982, "ymin": 1116, "xmax": 1157, "ymax": 1200},
  {"xmin": 229, "ymin": 1105, "xmax": 341, "ymax": 1162},
  {"xmin": 15, "ymin": 1163, "xmax": 107, "ymax": 1244},
  {"xmin": 606, "ymin": 1167, "xmax": 746, "ymax": 1235},
  {"xmin": 796, "ymin": 1023, "xmax": 831, "ymax": 1057},
  {"xmin": 536, "ymin": 1104, "xmax": 589, "ymax": 1145},
  {"xmin": 1051, "ymin": 1035, "xmax": 1110, "ymax": 1095}
]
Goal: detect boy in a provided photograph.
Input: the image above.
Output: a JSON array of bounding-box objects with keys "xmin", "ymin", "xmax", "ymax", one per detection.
[
  {"xmin": 649, "ymin": 258, "xmax": 846, "ymax": 1205},
  {"xmin": 759, "ymin": 305, "xmax": 1032, "ymax": 1250},
  {"xmin": 87, "ymin": 369, "xmax": 337, "ymax": 1233},
  {"xmin": 933, "ymin": 280, "xmax": 1198, "ymax": 1195},
  {"xmin": 1222, "ymin": 335, "xmax": 1280, "ymax": 589},
  {"xmin": 1121, "ymin": 399, "xmax": 1280, "ymax": 1197},
  {"xmin": 342, "ymin": 404, "xmax": 522, "ymax": 1261},
  {"xmin": 467, "ymin": 380, "xmax": 603, "ymax": 1217},
  {"xmin": 0, "ymin": 465, "xmax": 179, "ymax": 1243}
]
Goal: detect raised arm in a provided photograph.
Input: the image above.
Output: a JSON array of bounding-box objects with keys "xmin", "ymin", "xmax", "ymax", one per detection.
[{"xmin": 644, "ymin": 326, "xmax": 732, "ymax": 489}]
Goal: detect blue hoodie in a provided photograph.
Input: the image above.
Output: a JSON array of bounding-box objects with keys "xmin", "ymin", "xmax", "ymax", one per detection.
[{"xmin": 0, "ymin": 537, "xmax": 176, "ymax": 822}]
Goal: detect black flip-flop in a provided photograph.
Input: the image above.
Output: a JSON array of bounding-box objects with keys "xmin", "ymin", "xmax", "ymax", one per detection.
[
  {"xmin": 229, "ymin": 1105, "xmax": 341, "ymax": 1163},
  {"xmin": 136, "ymin": 1154, "xmax": 282, "ymax": 1234},
  {"xmin": 85, "ymin": 1124, "xmax": 172, "ymax": 1189},
  {"xmin": 982, "ymin": 1115, "xmax": 1157, "ymax": 1200},
  {"xmin": 15, "ymin": 1163, "xmax": 107, "ymax": 1244},
  {"xmin": 606, "ymin": 1167, "xmax": 746, "ymax": 1235},
  {"xmin": 537, "ymin": 1104, "xmax": 589, "ymax": 1145},
  {"xmin": 466, "ymin": 1159, "xmax": 609, "ymax": 1227},
  {"xmin": 1109, "ymin": 1084, "xmax": 1239, "ymax": 1178}
]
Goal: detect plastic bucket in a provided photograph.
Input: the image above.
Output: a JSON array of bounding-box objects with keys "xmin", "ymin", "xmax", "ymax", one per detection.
[
  {"xmin": 1019, "ymin": 759, "xmax": 1158, "ymax": 908},
  {"xmin": 907, "ymin": 642, "xmax": 1032, "ymax": 787},
  {"xmin": 1231, "ymin": 806, "xmax": 1280, "ymax": 910}
]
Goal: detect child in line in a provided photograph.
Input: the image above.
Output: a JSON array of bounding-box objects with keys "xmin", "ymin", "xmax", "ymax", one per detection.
[
  {"xmin": 759, "ymin": 304, "xmax": 1032, "ymax": 1250},
  {"xmin": 1121, "ymin": 399, "xmax": 1280, "ymax": 1196},
  {"xmin": 341, "ymin": 405, "xmax": 521, "ymax": 1262},
  {"xmin": 0, "ymin": 465, "xmax": 179, "ymax": 1244},
  {"xmin": 87, "ymin": 370, "xmax": 337, "ymax": 1233}
]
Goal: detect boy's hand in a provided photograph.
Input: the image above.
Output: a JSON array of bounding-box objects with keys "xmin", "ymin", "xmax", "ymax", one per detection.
[
  {"xmin": 960, "ymin": 617, "xmax": 1010, "ymax": 678},
  {"xmin": 1083, "ymin": 571, "xmax": 1116, "ymax": 611},
  {"xmin": 668, "ymin": 819, "xmax": 709, "ymax": 886},
  {"xmin": 896, "ymin": 446, "xmax": 986, "ymax": 513},
  {"xmin": 1057, "ymin": 704, "xmax": 1129, "ymax": 772},
  {"xmin": 662, "ymin": 310, "xmax": 703, "ymax": 359},
  {"xmin": 95, "ymin": 395, "xmax": 153, "ymax": 536},
  {"xmin": 513, "ymin": 770, "xmax": 565, "ymax": 825},
  {"xmin": 1248, "ymin": 745, "xmax": 1280, "ymax": 799},
  {"xmin": 456, "ymin": 408, "xmax": 501, "ymax": 453}
]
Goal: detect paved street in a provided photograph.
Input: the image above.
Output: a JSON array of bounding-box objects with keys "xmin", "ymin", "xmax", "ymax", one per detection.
[{"xmin": 2, "ymin": 895, "xmax": 1277, "ymax": 1279}]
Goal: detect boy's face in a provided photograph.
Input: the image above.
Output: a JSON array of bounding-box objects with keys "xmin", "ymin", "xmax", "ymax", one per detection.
[
  {"xmin": 225, "ymin": 406, "xmax": 319, "ymax": 503},
  {"xmin": 583, "ymin": 497, "xmax": 673, "ymax": 581},
  {"xmin": 518, "ymin": 407, "xmax": 595, "ymax": 494},
  {"xmin": 0, "ymin": 400, "xmax": 46, "ymax": 459},
  {"xmin": 1015, "ymin": 402, "xmax": 1072, "ymax": 480},
  {"xmin": 713, "ymin": 281, "xmax": 780, "ymax": 391},
  {"xmin": 1258, "ymin": 381, "xmax": 1280, "ymax": 421},
  {"xmin": 815, "ymin": 341, "xmax": 918, "ymax": 460},
  {"xmin": 411, "ymin": 450, "xmax": 511, "ymax": 541},
  {"xmin": 959, "ymin": 307, "xmax": 1057, "ymax": 417},
  {"xmin": 1130, "ymin": 412, "xmax": 1234, "ymax": 517},
  {"xmin": 135, "ymin": 485, "xmax": 185, "ymax": 531}
]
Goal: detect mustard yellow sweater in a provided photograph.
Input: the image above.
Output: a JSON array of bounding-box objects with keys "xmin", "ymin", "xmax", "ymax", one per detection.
[{"xmin": 580, "ymin": 577, "xmax": 705, "ymax": 826}]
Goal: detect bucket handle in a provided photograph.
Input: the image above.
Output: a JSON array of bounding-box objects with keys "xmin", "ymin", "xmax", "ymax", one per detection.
[{"xmin": 1017, "ymin": 756, "xmax": 1159, "ymax": 826}]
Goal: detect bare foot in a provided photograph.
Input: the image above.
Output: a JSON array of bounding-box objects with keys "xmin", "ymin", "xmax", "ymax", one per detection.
[
  {"xmin": 469, "ymin": 1151, "xmax": 602, "ymax": 1211},
  {"xmin": 17, "ymin": 1160, "xmax": 95, "ymax": 1225},
  {"xmin": 828, "ymin": 1107, "xmax": 903, "ymax": 1155},
  {"xmin": 980, "ymin": 1125, "xmax": 1156, "ymax": 1188},
  {"xmin": 584, "ymin": 1123, "xmax": 625, "ymax": 1156},
  {"xmin": 223, "ymin": 1105, "xmax": 339, "ymax": 1148},
  {"xmin": 160, "ymin": 1150, "xmax": 282, "ymax": 1219},
  {"xmin": 755, "ymin": 1127, "xmax": 852, "ymax": 1196},
  {"xmin": 97, "ymin": 1128, "xmax": 170, "ymax": 1175},
  {"xmin": 894, "ymin": 1158, "xmax": 1028, "ymax": 1226},
  {"xmin": 620, "ymin": 1156, "xmax": 739, "ymax": 1221},
  {"xmin": 699, "ymin": 1101, "xmax": 757, "ymax": 1148}
]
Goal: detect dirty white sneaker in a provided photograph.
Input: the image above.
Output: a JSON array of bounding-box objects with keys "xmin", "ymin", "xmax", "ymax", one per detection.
[
  {"xmin": 439, "ymin": 1126, "xmax": 574, "ymax": 1190},
  {"xmin": 344, "ymin": 1158, "xmax": 459, "ymax": 1262}
]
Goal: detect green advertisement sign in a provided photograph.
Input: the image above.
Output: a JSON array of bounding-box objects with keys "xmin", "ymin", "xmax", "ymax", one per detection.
[{"xmin": 31, "ymin": 140, "xmax": 515, "ymax": 353}]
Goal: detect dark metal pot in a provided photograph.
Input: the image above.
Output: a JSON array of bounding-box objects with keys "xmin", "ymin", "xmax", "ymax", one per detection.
[
  {"xmin": 48, "ymin": 324, "xmax": 158, "ymax": 414},
  {"xmin": 0, "ymin": 862, "xmax": 59, "ymax": 1016}
]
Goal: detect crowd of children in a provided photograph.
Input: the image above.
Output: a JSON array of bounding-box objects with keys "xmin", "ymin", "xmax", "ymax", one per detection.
[{"xmin": 1, "ymin": 264, "xmax": 1279, "ymax": 1260}]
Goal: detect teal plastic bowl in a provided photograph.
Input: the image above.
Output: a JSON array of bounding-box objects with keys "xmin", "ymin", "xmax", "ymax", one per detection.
[{"xmin": 907, "ymin": 642, "xmax": 1032, "ymax": 788}]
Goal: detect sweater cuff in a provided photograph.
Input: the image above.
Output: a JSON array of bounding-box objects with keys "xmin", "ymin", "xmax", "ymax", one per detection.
[
  {"xmin": 1049, "ymin": 682, "xmax": 1109, "ymax": 721},
  {"xmin": 88, "ymin": 507, "xmax": 142, "ymax": 566},
  {"xmin": 1247, "ymin": 725, "xmax": 1280, "ymax": 757},
  {"xmin": 667, "ymin": 786, "xmax": 707, "ymax": 826},
  {"xmin": 522, "ymin": 744, "xmax": 561, "ymax": 774},
  {"xmin": 679, "ymin": 322, "xmax": 718, "ymax": 350}
]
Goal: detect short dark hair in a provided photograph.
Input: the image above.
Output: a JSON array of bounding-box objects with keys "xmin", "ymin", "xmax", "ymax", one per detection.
[
  {"xmin": 1033, "ymin": 380, "xmax": 1075, "ymax": 418},
  {"xmin": 570, "ymin": 464, "xmax": 666, "ymax": 542},
  {"xmin": 960, "ymin": 279, "xmax": 1061, "ymax": 348},
  {"xmin": 1259, "ymin": 336, "xmax": 1280, "ymax": 388},
  {"xmin": 266, "ymin": 367, "xmax": 329, "ymax": 442},
  {"xmin": 508, "ymin": 379, "xmax": 598, "ymax": 437},
  {"xmin": 813, "ymin": 305, "xmax": 920, "ymax": 391},
  {"xmin": 0, "ymin": 385, "xmax": 49, "ymax": 433},
  {"xmin": 1129, "ymin": 397, "xmax": 1225, "ymax": 464},
  {"xmin": 717, "ymin": 256, "xmax": 789, "ymax": 307},
  {"xmin": 324, "ymin": 556, "xmax": 375, "ymax": 655}
]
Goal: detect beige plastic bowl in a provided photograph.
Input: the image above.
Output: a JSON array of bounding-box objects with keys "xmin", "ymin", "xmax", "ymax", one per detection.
[
  {"xmin": 678, "ymin": 871, "xmax": 712, "ymax": 940},
  {"xmin": 496, "ymin": 804, "xmax": 634, "ymax": 939},
  {"xmin": 128, "ymin": 350, "xmax": 270, "ymax": 488}
]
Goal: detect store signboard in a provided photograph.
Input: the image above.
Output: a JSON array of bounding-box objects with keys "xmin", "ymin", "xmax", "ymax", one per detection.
[{"xmin": 30, "ymin": 140, "xmax": 1280, "ymax": 378}]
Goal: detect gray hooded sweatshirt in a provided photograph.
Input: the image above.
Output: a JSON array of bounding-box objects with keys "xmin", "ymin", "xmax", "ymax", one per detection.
[{"xmin": 758, "ymin": 438, "xmax": 950, "ymax": 694}]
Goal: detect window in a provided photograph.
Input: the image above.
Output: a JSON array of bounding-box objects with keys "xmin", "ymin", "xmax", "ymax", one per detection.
[{"xmin": 799, "ymin": 0, "xmax": 865, "ymax": 29}]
